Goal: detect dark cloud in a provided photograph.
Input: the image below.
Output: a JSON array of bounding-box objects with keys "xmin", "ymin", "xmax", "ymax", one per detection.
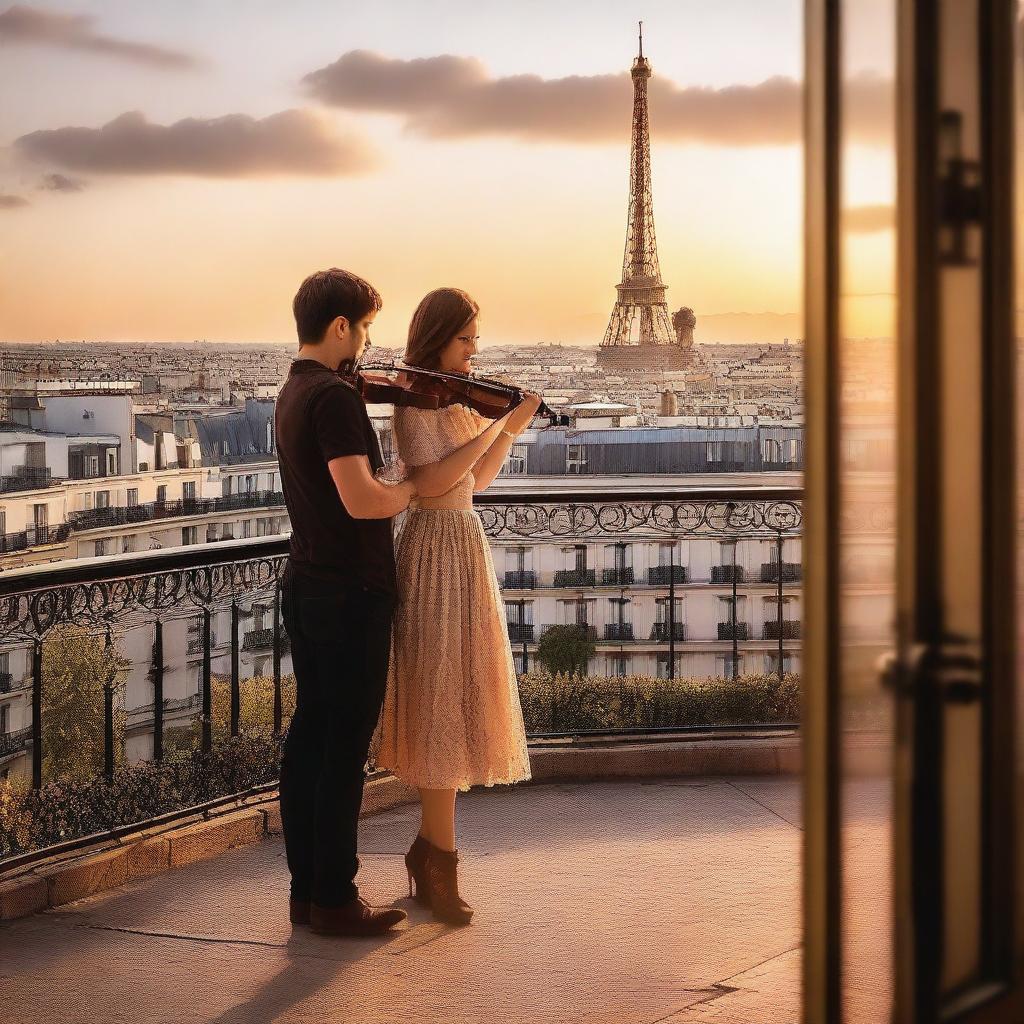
[
  {"xmin": 38, "ymin": 172, "xmax": 85, "ymax": 192},
  {"xmin": 0, "ymin": 193, "xmax": 29, "ymax": 208},
  {"xmin": 844, "ymin": 204, "xmax": 894, "ymax": 232},
  {"xmin": 303, "ymin": 50, "xmax": 893, "ymax": 147},
  {"xmin": 15, "ymin": 110, "xmax": 377, "ymax": 178},
  {"xmin": 0, "ymin": 4, "xmax": 200, "ymax": 69}
]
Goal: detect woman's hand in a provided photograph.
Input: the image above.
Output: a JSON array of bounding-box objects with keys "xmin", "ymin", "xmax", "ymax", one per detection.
[{"xmin": 504, "ymin": 390, "xmax": 543, "ymax": 435}]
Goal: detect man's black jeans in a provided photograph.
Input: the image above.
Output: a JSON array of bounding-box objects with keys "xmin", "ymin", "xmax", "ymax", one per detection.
[{"xmin": 279, "ymin": 565, "xmax": 395, "ymax": 907}]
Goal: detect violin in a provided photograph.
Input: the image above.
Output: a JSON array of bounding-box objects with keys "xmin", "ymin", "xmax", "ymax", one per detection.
[{"xmin": 338, "ymin": 359, "xmax": 561, "ymax": 425}]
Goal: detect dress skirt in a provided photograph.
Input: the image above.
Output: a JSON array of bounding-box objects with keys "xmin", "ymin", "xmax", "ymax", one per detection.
[{"xmin": 371, "ymin": 507, "xmax": 532, "ymax": 792}]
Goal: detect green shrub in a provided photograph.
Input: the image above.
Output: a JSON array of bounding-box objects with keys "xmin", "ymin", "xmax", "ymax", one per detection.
[{"xmin": 518, "ymin": 671, "xmax": 801, "ymax": 733}]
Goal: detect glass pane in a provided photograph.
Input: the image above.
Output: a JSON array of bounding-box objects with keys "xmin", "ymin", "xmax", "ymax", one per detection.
[{"xmin": 839, "ymin": 0, "xmax": 897, "ymax": 1019}]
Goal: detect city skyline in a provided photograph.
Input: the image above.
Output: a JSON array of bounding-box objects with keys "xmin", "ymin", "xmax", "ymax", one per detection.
[{"xmin": 1, "ymin": 1, "xmax": 895, "ymax": 346}]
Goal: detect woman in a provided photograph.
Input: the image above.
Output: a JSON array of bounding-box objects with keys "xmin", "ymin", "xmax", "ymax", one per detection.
[{"xmin": 371, "ymin": 287, "xmax": 540, "ymax": 925}]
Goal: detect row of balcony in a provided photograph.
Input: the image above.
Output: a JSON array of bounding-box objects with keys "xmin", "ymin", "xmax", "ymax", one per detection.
[
  {"xmin": 0, "ymin": 523, "xmax": 73, "ymax": 554},
  {"xmin": 508, "ymin": 562, "xmax": 802, "ymax": 590},
  {"xmin": 505, "ymin": 620, "xmax": 802, "ymax": 643},
  {"xmin": 0, "ymin": 467, "xmax": 52, "ymax": 495},
  {"xmin": 69, "ymin": 491, "xmax": 286, "ymax": 532}
]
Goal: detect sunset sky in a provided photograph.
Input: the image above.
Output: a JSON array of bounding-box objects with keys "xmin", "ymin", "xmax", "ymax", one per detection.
[{"xmin": 0, "ymin": 1, "xmax": 896, "ymax": 347}]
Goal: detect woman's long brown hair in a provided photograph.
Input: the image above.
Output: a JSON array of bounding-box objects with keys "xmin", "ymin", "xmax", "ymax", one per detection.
[{"xmin": 404, "ymin": 287, "xmax": 480, "ymax": 370}]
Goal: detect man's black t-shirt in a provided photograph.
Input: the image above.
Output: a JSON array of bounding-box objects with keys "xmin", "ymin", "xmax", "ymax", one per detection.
[{"xmin": 275, "ymin": 359, "xmax": 396, "ymax": 596}]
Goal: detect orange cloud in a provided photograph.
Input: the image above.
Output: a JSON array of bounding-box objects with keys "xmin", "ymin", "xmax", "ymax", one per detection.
[
  {"xmin": 15, "ymin": 110, "xmax": 378, "ymax": 178},
  {"xmin": 0, "ymin": 4, "xmax": 201, "ymax": 69},
  {"xmin": 304, "ymin": 50, "xmax": 893, "ymax": 147}
]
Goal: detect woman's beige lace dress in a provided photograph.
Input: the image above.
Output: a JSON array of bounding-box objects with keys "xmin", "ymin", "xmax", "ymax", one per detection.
[{"xmin": 371, "ymin": 403, "xmax": 532, "ymax": 792}]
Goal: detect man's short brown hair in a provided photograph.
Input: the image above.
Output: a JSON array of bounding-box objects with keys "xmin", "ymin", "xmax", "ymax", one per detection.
[{"xmin": 292, "ymin": 268, "xmax": 382, "ymax": 345}]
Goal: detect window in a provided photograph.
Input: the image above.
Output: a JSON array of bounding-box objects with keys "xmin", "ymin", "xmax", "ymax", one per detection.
[
  {"xmin": 0, "ymin": 510, "xmax": 5, "ymax": 536},
  {"xmin": 182, "ymin": 481, "xmax": 196, "ymax": 501},
  {"xmin": 252, "ymin": 604, "xmax": 268, "ymax": 631},
  {"xmin": 33, "ymin": 504, "xmax": 47, "ymax": 529},
  {"xmin": 106, "ymin": 448, "xmax": 117, "ymax": 475},
  {"xmin": 85, "ymin": 454, "xmax": 100, "ymax": 477},
  {"xmin": 566, "ymin": 443, "xmax": 588, "ymax": 474},
  {"xmin": 94, "ymin": 539, "xmax": 108, "ymax": 557},
  {"xmin": 242, "ymin": 519, "xmax": 253, "ymax": 539},
  {"xmin": 245, "ymin": 474, "xmax": 257, "ymax": 494},
  {"xmin": 655, "ymin": 597, "xmax": 682, "ymax": 623},
  {"xmin": 765, "ymin": 653, "xmax": 793, "ymax": 674},
  {"xmin": 609, "ymin": 598, "xmax": 629, "ymax": 625},
  {"xmin": 717, "ymin": 654, "xmax": 742, "ymax": 678},
  {"xmin": 503, "ymin": 443, "xmax": 528, "ymax": 475},
  {"xmin": 560, "ymin": 599, "xmax": 590, "ymax": 626},
  {"xmin": 121, "ymin": 535, "xmax": 136, "ymax": 554},
  {"xmin": 507, "ymin": 546, "xmax": 532, "ymax": 572},
  {"xmin": 504, "ymin": 600, "xmax": 533, "ymax": 625},
  {"xmin": 268, "ymin": 472, "xmax": 276, "ymax": 492},
  {"xmin": 606, "ymin": 542, "xmax": 631, "ymax": 570},
  {"xmin": 95, "ymin": 490, "xmax": 110, "ymax": 509},
  {"xmin": 126, "ymin": 488, "xmax": 138, "ymax": 507},
  {"xmin": 156, "ymin": 484, "xmax": 167, "ymax": 504},
  {"xmin": 206, "ymin": 524, "xmax": 219, "ymax": 543},
  {"xmin": 181, "ymin": 526, "xmax": 198, "ymax": 546},
  {"xmin": 609, "ymin": 654, "xmax": 629, "ymax": 677},
  {"xmin": 0, "ymin": 704, "xmax": 7, "ymax": 735},
  {"xmin": 706, "ymin": 441, "xmax": 726, "ymax": 463},
  {"xmin": 572, "ymin": 544, "xmax": 587, "ymax": 572},
  {"xmin": 658, "ymin": 542, "xmax": 679, "ymax": 567}
]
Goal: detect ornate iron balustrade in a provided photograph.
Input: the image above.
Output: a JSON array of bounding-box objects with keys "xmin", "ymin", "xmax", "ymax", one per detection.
[
  {"xmin": 604, "ymin": 623, "xmax": 635, "ymax": 641},
  {"xmin": 503, "ymin": 570, "xmax": 537, "ymax": 589},
  {"xmin": 553, "ymin": 569, "xmax": 597, "ymax": 587},
  {"xmin": 711, "ymin": 565, "xmax": 745, "ymax": 584},
  {"xmin": 601, "ymin": 568, "xmax": 635, "ymax": 585},
  {"xmin": 68, "ymin": 491, "xmax": 286, "ymax": 532},
  {"xmin": 507, "ymin": 623, "xmax": 534, "ymax": 642},
  {"xmin": 718, "ymin": 623, "xmax": 750, "ymax": 641},
  {"xmin": 648, "ymin": 565, "xmax": 688, "ymax": 585},
  {"xmin": 243, "ymin": 627, "xmax": 291, "ymax": 652},
  {"xmin": 650, "ymin": 622, "xmax": 686, "ymax": 641},
  {"xmin": 763, "ymin": 620, "xmax": 802, "ymax": 640},
  {"xmin": 0, "ymin": 524, "xmax": 72, "ymax": 553},
  {"xmin": 760, "ymin": 561, "xmax": 802, "ymax": 583},
  {"xmin": 0, "ymin": 726, "xmax": 32, "ymax": 758}
]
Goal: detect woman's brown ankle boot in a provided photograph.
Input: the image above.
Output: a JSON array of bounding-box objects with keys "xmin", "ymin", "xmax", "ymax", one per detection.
[
  {"xmin": 404, "ymin": 833, "xmax": 431, "ymax": 905},
  {"xmin": 423, "ymin": 843, "xmax": 473, "ymax": 925}
]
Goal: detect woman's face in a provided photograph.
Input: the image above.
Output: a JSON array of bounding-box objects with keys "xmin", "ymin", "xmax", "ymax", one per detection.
[{"xmin": 437, "ymin": 317, "xmax": 479, "ymax": 374}]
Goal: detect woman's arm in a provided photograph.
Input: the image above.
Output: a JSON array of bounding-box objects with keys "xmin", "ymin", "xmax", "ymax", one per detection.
[
  {"xmin": 408, "ymin": 410, "xmax": 515, "ymax": 498},
  {"xmin": 472, "ymin": 392, "xmax": 543, "ymax": 492}
]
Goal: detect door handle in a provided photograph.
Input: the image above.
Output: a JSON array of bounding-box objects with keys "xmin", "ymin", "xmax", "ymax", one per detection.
[{"xmin": 877, "ymin": 640, "xmax": 982, "ymax": 703}]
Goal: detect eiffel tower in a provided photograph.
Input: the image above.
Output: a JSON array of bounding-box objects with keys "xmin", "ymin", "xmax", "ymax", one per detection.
[{"xmin": 598, "ymin": 23, "xmax": 693, "ymax": 371}]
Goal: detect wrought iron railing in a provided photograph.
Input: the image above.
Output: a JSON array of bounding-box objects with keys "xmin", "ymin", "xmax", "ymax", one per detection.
[
  {"xmin": 0, "ymin": 523, "xmax": 72, "ymax": 553},
  {"xmin": 0, "ymin": 486, "xmax": 803, "ymax": 863},
  {"xmin": 69, "ymin": 491, "xmax": 285, "ymax": 531},
  {"xmin": 650, "ymin": 622, "xmax": 686, "ymax": 641},
  {"xmin": 648, "ymin": 565, "xmax": 687, "ymax": 585},
  {"xmin": 0, "ymin": 726, "xmax": 32, "ymax": 759},
  {"xmin": 601, "ymin": 567, "xmax": 635, "ymax": 585},
  {"xmin": 761, "ymin": 561, "xmax": 802, "ymax": 583},
  {"xmin": 0, "ymin": 467, "xmax": 52, "ymax": 494},
  {"xmin": 711, "ymin": 565, "xmax": 745, "ymax": 584},
  {"xmin": 763, "ymin": 620, "xmax": 802, "ymax": 640},
  {"xmin": 718, "ymin": 623, "xmax": 750, "ymax": 640},
  {"xmin": 504, "ymin": 570, "xmax": 537, "ymax": 589},
  {"xmin": 604, "ymin": 623, "xmax": 635, "ymax": 641},
  {"xmin": 507, "ymin": 623, "xmax": 535, "ymax": 642},
  {"xmin": 553, "ymin": 568, "xmax": 597, "ymax": 587}
]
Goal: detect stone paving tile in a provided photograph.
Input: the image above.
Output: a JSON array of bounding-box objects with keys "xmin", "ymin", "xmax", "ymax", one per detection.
[{"xmin": 0, "ymin": 777, "xmax": 891, "ymax": 1024}]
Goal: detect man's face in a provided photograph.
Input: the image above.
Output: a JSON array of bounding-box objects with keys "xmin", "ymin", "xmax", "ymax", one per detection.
[{"xmin": 347, "ymin": 312, "xmax": 375, "ymax": 362}]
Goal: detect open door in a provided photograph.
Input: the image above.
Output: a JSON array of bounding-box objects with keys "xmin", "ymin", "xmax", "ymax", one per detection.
[{"xmin": 804, "ymin": 1, "xmax": 1023, "ymax": 1021}]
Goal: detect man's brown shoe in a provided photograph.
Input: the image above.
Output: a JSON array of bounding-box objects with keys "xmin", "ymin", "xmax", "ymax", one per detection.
[
  {"xmin": 289, "ymin": 899, "xmax": 311, "ymax": 926},
  {"xmin": 309, "ymin": 896, "xmax": 407, "ymax": 936}
]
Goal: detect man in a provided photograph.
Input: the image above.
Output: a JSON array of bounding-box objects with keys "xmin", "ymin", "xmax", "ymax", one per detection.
[{"xmin": 275, "ymin": 268, "xmax": 415, "ymax": 936}]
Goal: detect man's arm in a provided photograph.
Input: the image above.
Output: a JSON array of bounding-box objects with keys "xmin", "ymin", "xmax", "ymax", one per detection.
[{"xmin": 329, "ymin": 455, "xmax": 416, "ymax": 519}]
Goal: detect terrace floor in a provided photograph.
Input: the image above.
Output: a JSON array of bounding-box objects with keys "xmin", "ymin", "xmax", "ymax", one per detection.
[{"xmin": 0, "ymin": 775, "xmax": 889, "ymax": 1024}]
